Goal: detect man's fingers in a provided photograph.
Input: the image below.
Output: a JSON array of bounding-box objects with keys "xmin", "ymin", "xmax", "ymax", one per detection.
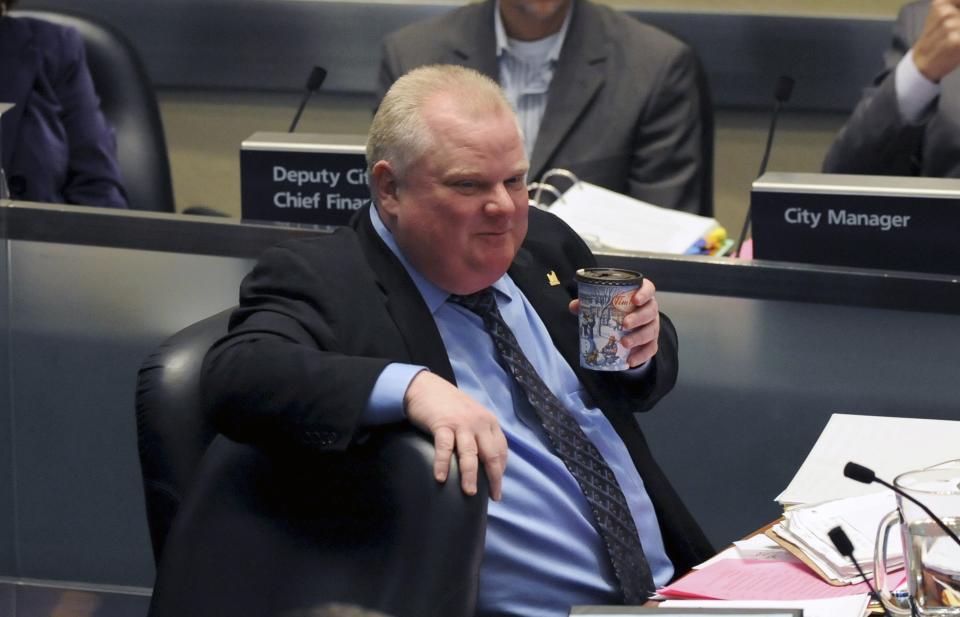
[
  {"xmin": 621, "ymin": 301, "xmax": 658, "ymax": 331},
  {"xmin": 433, "ymin": 426, "xmax": 455, "ymax": 483},
  {"xmin": 627, "ymin": 339, "xmax": 659, "ymax": 367},
  {"xmin": 455, "ymin": 427, "xmax": 480, "ymax": 496},
  {"xmin": 621, "ymin": 321, "xmax": 659, "ymax": 349},
  {"xmin": 477, "ymin": 425, "xmax": 509, "ymax": 501}
]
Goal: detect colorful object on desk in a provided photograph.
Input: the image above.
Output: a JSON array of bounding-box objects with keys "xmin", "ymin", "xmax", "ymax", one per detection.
[{"xmin": 686, "ymin": 226, "xmax": 729, "ymax": 256}]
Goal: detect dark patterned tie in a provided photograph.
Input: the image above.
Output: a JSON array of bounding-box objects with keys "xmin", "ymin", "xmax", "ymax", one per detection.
[{"xmin": 450, "ymin": 288, "xmax": 656, "ymax": 603}]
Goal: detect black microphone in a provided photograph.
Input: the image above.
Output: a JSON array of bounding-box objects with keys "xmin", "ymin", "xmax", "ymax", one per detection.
[
  {"xmin": 828, "ymin": 526, "xmax": 893, "ymax": 617},
  {"xmin": 844, "ymin": 461, "xmax": 960, "ymax": 549},
  {"xmin": 288, "ymin": 66, "xmax": 328, "ymax": 133},
  {"xmin": 733, "ymin": 75, "xmax": 795, "ymax": 258}
]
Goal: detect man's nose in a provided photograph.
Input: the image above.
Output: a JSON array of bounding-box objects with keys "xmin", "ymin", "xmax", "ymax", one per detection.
[{"xmin": 485, "ymin": 183, "xmax": 518, "ymax": 215}]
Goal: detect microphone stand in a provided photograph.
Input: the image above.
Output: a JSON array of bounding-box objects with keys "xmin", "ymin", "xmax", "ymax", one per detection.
[
  {"xmin": 828, "ymin": 526, "xmax": 893, "ymax": 617},
  {"xmin": 733, "ymin": 75, "xmax": 794, "ymax": 258},
  {"xmin": 289, "ymin": 66, "xmax": 328, "ymax": 133}
]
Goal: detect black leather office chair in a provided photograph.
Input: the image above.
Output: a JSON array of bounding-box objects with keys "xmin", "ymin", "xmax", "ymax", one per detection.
[
  {"xmin": 135, "ymin": 310, "xmax": 488, "ymax": 617},
  {"xmin": 13, "ymin": 10, "xmax": 176, "ymax": 213}
]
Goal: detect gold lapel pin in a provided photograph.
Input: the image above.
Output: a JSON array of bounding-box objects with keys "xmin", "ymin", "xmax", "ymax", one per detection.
[{"xmin": 546, "ymin": 270, "xmax": 560, "ymax": 286}]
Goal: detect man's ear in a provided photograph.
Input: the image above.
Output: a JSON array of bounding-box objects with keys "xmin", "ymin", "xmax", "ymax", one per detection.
[{"xmin": 371, "ymin": 160, "xmax": 401, "ymax": 219}]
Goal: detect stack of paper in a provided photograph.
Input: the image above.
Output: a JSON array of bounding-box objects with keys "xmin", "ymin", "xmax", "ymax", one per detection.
[
  {"xmin": 541, "ymin": 181, "xmax": 720, "ymax": 255},
  {"xmin": 776, "ymin": 413, "xmax": 960, "ymax": 507},
  {"xmin": 768, "ymin": 491, "xmax": 901, "ymax": 583}
]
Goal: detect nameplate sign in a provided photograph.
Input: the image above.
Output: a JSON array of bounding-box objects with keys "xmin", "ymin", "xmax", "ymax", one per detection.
[
  {"xmin": 241, "ymin": 132, "xmax": 370, "ymax": 226},
  {"xmin": 751, "ymin": 172, "xmax": 960, "ymax": 276}
]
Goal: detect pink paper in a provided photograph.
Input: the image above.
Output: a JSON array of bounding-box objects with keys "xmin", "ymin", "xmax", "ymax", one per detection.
[{"xmin": 660, "ymin": 559, "xmax": 905, "ymax": 601}]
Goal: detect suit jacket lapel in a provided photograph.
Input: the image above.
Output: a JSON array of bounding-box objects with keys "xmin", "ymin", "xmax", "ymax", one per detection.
[
  {"xmin": 509, "ymin": 236, "xmax": 628, "ymax": 418},
  {"xmin": 444, "ymin": 0, "xmax": 499, "ymax": 80},
  {"xmin": 352, "ymin": 207, "xmax": 457, "ymax": 384},
  {"xmin": 507, "ymin": 245, "xmax": 598, "ymax": 391},
  {"xmin": 529, "ymin": 0, "xmax": 607, "ymax": 180},
  {"xmin": 0, "ymin": 18, "xmax": 38, "ymax": 170}
]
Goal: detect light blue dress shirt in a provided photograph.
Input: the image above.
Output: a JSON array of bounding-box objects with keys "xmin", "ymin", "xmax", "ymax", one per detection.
[
  {"xmin": 493, "ymin": 0, "xmax": 571, "ymax": 159},
  {"xmin": 364, "ymin": 207, "xmax": 673, "ymax": 616}
]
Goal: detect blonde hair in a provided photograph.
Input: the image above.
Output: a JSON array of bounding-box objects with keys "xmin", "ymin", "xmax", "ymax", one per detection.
[{"xmin": 366, "ymin": 64, "xmax": 519, "ymax": 193}]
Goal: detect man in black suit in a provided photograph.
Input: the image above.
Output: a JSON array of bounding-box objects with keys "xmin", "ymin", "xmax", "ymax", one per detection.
[
  {"xmin": 824, "ymin": 0, "xmax": 960, "ymax": 176},
  {"xmin": 203, "ymin": 65, "xmax": 710, "ymax": 615}
]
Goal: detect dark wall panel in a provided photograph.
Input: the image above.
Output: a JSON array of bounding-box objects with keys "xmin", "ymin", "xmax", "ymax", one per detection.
[{"xmin": 21, "ymin": 0, "xmax": 893, "ymax": 111}]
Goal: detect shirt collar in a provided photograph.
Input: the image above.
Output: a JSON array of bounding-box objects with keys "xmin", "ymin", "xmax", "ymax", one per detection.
[
  {"xmin": 494, "ymin": 0, "xmax": 571, "ymax": 62},
  {"xmin": 368, "ymin": 205, "xmax": 516, "ymax": 313}
]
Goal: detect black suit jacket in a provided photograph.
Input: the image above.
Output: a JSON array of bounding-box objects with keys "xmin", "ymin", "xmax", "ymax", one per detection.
[
  {"xmin": 378, "ymin": 0, "xmax": 711, "ymax": 215},
  {"xmin": 202, "ymin": 205, "xmax": 713, "ymax": 575}
]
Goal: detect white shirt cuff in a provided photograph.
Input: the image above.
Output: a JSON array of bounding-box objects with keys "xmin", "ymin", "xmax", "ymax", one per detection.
[{"xmin": 896, "ymin": 49, "xmax": 941, "ymax": 124}]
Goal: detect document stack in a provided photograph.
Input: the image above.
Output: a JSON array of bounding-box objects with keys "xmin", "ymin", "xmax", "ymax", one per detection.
[
  {"xmin": 768, "ymin": 491, "xmax": 901, "ymax": 584},
  {"xmin": 529, "ymin": 169, "xmax": 727, "ymax": 255}
]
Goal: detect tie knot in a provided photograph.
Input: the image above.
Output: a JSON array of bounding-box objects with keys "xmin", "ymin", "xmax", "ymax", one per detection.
[{"xmin": 449, "ymin": 288, "xmax": 497, "ymax": 317}]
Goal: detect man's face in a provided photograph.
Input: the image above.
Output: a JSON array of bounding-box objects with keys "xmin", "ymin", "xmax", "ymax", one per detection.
[{"xmin": 375, "ymin": 96, "xmax": 529, "ymax": 295}]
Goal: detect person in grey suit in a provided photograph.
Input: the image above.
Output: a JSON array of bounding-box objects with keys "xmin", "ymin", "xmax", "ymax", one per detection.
[
  {"xmin": 377, "ymin": 0, "xmax": 711, "ymax": 215},
  {"xmin": 824, "ymin": 0, "xmax": 960, "ymax": 177}
]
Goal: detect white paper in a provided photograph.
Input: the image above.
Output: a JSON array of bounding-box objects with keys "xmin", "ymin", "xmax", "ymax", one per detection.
[
  {"xmin": 543, "ymin": 181, "xmax": 718, "ymax": 254},
  {"xmin": 776, "ymin": 413, "xmax": 960, "ymax": 506},
  {"xmin": 660, "ymin": 595, "xmax": 870, "ymax": 617},
  {"xmin": 734, "ymin": 534, "xmax": 801, "ymax": 563},
  {"xmin": 691, "ymin": 537, "xmax": 798, "ymax": 572},
  {"xmin": 693, "ymin": 545, "xmax": 739, "ymax": 570},
  {"xmin": 774, "ymin": 491, "xmax": 901, "ymax": 581}
]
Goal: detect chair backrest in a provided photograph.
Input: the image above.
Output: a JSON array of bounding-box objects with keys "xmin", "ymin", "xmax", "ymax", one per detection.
[
  {"xmin": 13, "ymin": 10, "xmax": 176, "ymax": 212},
  {"xmin": 135, "ymin": 310, "xmax": 488, "ymax": 617},
  {"xmin": 135, "ymin": 309, "xmax": 230, "ymax": 558}
]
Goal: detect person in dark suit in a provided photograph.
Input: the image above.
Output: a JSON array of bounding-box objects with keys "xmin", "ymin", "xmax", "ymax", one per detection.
[
  {"xmin": 377, "ymin": 0, "xmax": 709, "ymax": 215},
  {"xmin": 0, "ymin": 0, "xmax": 127, "ymax": 208},
  {"xmin": 202, "ymin": 65, "xmax": 711, "ymax": 616},
  {"xmin": 824, "ymin": 0, "xmax": 960, "ymax": 177}
]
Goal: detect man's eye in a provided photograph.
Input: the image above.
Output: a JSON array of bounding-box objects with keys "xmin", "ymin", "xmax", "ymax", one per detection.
[
  {"xmin": 456, "ymin": 180, "xmax": 478, "ymax": 190},
  {"xmin": 504, "ymin": 176, "xmax": 524, "ymax": 187}
]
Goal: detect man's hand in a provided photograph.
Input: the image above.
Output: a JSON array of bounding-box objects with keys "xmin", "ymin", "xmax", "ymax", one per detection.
[
  {"xmin": 913, "ymin": 0, "xmax": 960, "ymax": 82},
  {"xmin": 569, "ymin": 278, "xmax": 661, "ymax": 368},
  {"xmin": 403, "ymin": 371, "xmax": 508, "ymax": 501}
]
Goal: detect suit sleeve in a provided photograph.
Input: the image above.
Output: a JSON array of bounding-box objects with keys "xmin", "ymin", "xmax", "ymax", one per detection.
[
  {"xmin": 56, "ymin": 26, "xmax": 128, "ymax": 208},
  {"xmin": 201, "ymin": 242, "xmax": 395, "ymax": 453},
  {"xmin": 628, "ymin": 43, "xmax": 705, "ymax": 215},
  {"xmin": 623, "ymin": 312, "xmax": 678, "ymax": 413},
  {"xmin": 822, "ymin": 5, "xmax": 927, "ymax": 175}
]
